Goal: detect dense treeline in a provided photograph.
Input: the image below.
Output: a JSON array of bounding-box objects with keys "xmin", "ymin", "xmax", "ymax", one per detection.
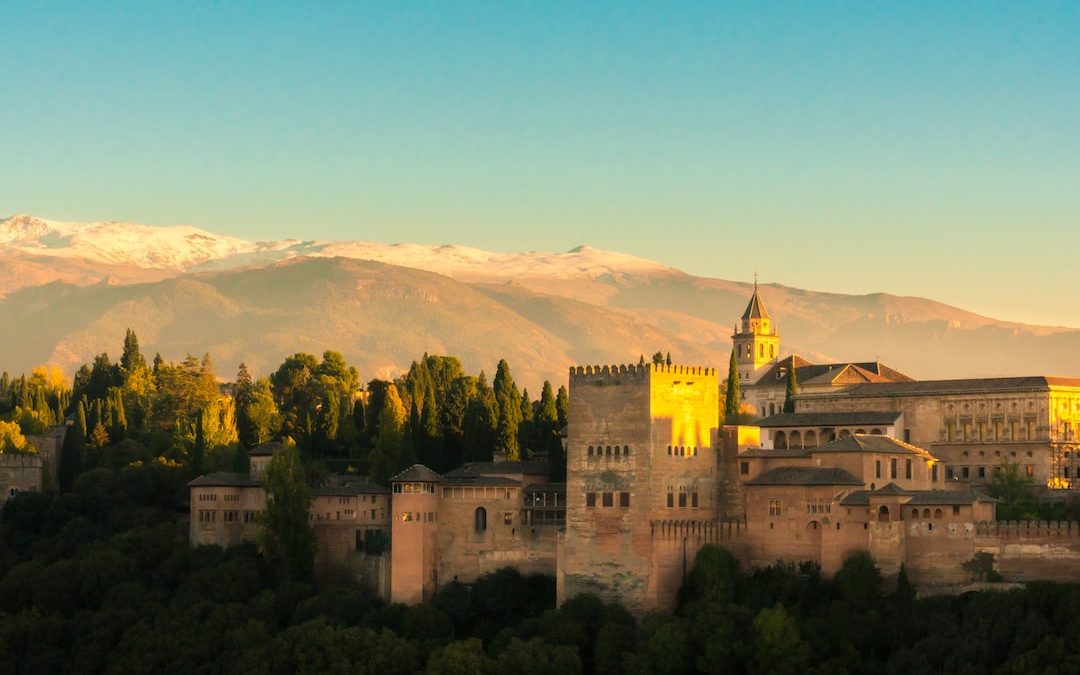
[
  {"xmin": 4, "ymin": 465, "xmax": 1080, "ymax": 674},
  {"xmin": 1, "ymin": 330, "xmax": 569, "ymax": 494}
]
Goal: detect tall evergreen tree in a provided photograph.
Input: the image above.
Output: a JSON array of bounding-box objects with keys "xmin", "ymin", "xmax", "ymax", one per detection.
[
  {"xmin": 783, "ymin": 365, "xmax": 799, "ymax": 414},
  {"xmin": 537, "ymin": 381, "xmax": 564, "ymax": 480},
  {"xmin": 58, "ymin": 401, "xmax": 87, "ymax": 492},
  {"xmin": 258, "ymin": 444, "xmax": 316, "ymax": 582},
  {"xmin": 518, "ymin": 388, "xmax": 535, "ymax": 455},
  {"xmin": 109, "ymin": 388, "xmax": 127, "ymax": 441},
  {"xmin": 724, "ymin": 349, "xmax": 740, "ymax": 421},
  {"xmin": 369, "ymin": 384, "xmax": 407, "ymax": 482},
  {"xmin": 120, "ymin": 328, "xmax": 147, "ymax": 377},
  {"xmin": 191, "ymin": 409, "xmax": 206, "ymax": 475},
  {"xmin": 420, "ymin": 385, "xmax": 442, "ymax": 468},
  {"xmin": 464, "ymin": 372, "xmax": 498, "ymax": 463},
  {"xmin": 555, "ymin": 385, "xmax": 569, "ymax": 430},
  {"xmin": 492, "ymin": 360, "xmax": 522, "ymax": 460}
]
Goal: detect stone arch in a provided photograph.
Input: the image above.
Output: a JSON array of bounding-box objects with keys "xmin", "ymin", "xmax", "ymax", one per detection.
[
  {"xmin": 475, "ymin": 507, "xmax": 487, "ymax": 533},
  {"xmin": 790, "ymin": 430, "xmax": 802, "ymax": 449},
  {"xmin": 804, "ymin": 430, "xmax": 818, "ymax": 448},
  {"xmin": 923, "ymin": 508, "xmax": 931, "ymax": 518},
  {"xmin": 775, "ymin": 431, "xmax": 788, "ymax": 450},
  {"xmin": 839, "ymin": 429, "xmax": 851, "ymax": 438},
  {"xmin": 769, "ymin": 403, "xmax": 776, "ymax": 416},
  {"xmin": 855, "ymin": 429, "xmax": 866, "ymax": 435},
  {"xmin": 877, "ymin": 505, "xmax": 890, "ymax": 522},
  {"xmin": 911, "ymin": 508, "xmax": 919, "ymax": 519},
  {"xmin": 870, "ymin": 428, "xmax": 883, "ymax": 435},
  {"xmin": 934, "ymin": 508, "xmax": 943, "ymax": 519}
]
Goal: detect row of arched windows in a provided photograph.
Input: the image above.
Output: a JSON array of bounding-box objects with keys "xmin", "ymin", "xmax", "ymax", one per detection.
[
  {"xmin": 774, "ymin": 428, "xmax": 882, "ymax": 449},
  {"xmin": 666, "ymin": 445, "xmax": 697, "ymax": 457},
  {"xmin": 587, "ymin": 445, "xmax": 630, "ymax": 457}
]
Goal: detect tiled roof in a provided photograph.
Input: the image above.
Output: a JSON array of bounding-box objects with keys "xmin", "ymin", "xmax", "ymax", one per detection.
[
  {"xmin": 389, "ymin": 464, "xmax": 442, "ymax": 483},
  {"xmin": 442, "ymin": 476, "xmax": 521, "ymax": 487},
  {"xmin": 442, "ymin": 461, "xmax": 551, "ymax": 478},
  {"xmin": 312, "ymin": 477, "xmax": 390, "ymax": 497},
  {"xmin": 813, "ymin": 376, "xmax": 1080, "ymax": 398},
  {"xmin": 737, "ymin": 448, "xmax": 812, "ymax": 459},
  {"xmin": 753, "ymin": 356, "xmax": 914, "ymax": 389},
  {"xmin": 745, "ymin": 466, "xmax": 863, "ymax": 486},
  {"xmin": 524, "ymin": 483, "xmax": 566, "ymax": 492},
  {"xmin": 742, "ymin": 289, "xmax": 771, "ymax": 321},
  {"xmin": 248, "ymin": 441, "xmax": 285, "ymax": 457},
  {"xmin": 756, "ymin": 411, "xmax": 902, "ymax": 428},
  {"xmin": 840, "ymin": 487, "xmax": 996, "ymax": 506},
  {"xmin": 813, "ymin": 434, "xmax": 931, "ymax": 457},
  {"xmin": 188, "ymin": 472, "xmax": 263, "ymax": 488}
]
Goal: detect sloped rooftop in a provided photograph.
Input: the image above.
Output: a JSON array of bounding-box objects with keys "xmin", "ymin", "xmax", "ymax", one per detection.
[
  {"xmin": 389, "ymin": 464, "xmax": 443, "ymax": 483},
  {"xmin": 757, "ymin": 411, "xmax": 902, "ymax": 428},
  {"xmin": 745, "ymin": 466, "xmax": 863, "ymax": 486}
]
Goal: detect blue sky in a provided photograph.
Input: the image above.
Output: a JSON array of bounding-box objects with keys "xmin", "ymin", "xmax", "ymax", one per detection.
[{"xmin": 2, "ymin": 2, "xmax": 1078, "ymax": 326}]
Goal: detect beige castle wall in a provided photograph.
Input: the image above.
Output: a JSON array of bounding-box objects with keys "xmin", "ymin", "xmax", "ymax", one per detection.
[
  {"xmin": 390, "ymin": 490, "xmax": 439, "ymax": 604},
  {"xmin": 435, "ymin": 487, "xmax": 557, "ymax": 584},
  {"xmin": 559, "ymin": 363, "xmax": 719, "ymax": 614},
  {"xmin": 189, "ymin": 485, "xmax": 265, "ymax": 547},
  {"xmin": 0, "ymin": 452, "xmax": 44, "ymax": 505}
]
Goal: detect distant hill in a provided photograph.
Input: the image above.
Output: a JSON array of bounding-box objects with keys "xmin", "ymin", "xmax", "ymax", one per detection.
[{"xmin": 3, "ymin": 214, "xmax": 1080, "ymax": 388}]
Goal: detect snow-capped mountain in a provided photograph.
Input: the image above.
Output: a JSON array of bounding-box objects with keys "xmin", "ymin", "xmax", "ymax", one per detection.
[{"xmin": 0, "ymin": 214, "xmax": 670, "ymax": 284}]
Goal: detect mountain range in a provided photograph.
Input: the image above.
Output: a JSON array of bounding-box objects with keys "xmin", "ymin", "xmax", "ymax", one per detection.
[{"xmin": 3, "ymin": 214, "xmax": 1079, "ymax": 390}]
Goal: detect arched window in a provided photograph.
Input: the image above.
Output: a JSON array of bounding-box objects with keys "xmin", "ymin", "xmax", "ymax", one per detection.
[
  {"xmin": 623, "ymin": 445, "xmax": 629, "ymax": 455},
  {"xmin": 606, "ymin": 446, "xmax": 612, "ymax": 456},
  {"xmin": 870, "ymin": 428, "xmax": 882, "ymax": 435},
  {"xmin": 877, "ymin": 505, "xmax": 890, "ymax": 522},
  {"xmin": 911, "ymin": 509, "xmax": 919, "ymax": 519},
  {"xmin": 769, "ymin": 403, "xmax": 776, "ymax": 416},
  {"xmin": 770, "ymin": 345, "xmax": 775, "ymax": 358},
  {"xmin": 775, "ymin": 431, "xmax": 787, "ymax": 450},
  {"xmin": 790, "ymin": 430, "xmax": 802, "ymax": 449},
  {"xmin": 855, "ymin": 429, "xmax": 866, "ymax": 435},
  {"xmin": 759, "ymin": 343, "xmax": 764, "ymax": 358},
  {"xmin": 475, "ymin": 507, "xmax": 487, "ymax": 533},
  {"xmin": 934, "ymin": 508, "xmax": 943, "ymax": 519},
  {"xmin": 587, "ymin": 446, "xmax": 593, "ymax": 456},
  {"xmin": 923, "ymin": 508, "xmax": 931, "ymax": 518},
  {"xmin": 804, "ymin": 430, "xmax": 818, "ymax": 448},
  {"xmin": 839, "ymin": 430, "xmax": 851, "ymax": 438}
]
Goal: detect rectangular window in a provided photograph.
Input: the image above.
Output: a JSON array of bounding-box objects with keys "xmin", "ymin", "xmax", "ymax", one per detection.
[
  {"xmin": 904, "ymin": 429, "xmax": 911, "ymax": 443},
  {"xmin": 1026, "ymin": 465, "xmax": 1035, "ymax": 478},
  {"xmin": 619, "ymin": 492, "xmax": 630, "ymax": 507},
  {"xmin": 678, "ymin": 493, "xmax": 687, "ymax": 508},
  {"xmin": 768, "ymin": 499, "xmax": 782, "ymax": 516},
  {"xmin": 953, "ymin": 505, "xmax": 961, "ymax": 515},
  {"xmin": 905, "ymin": 459, "xmax": 912, "ymax": 480},
  {"xmin": 667, "ymin": 492, "xmax": 674, "ymax": 508},
  {"xmin": 890, "ymin": 458, "xmax": 897, "ymax": 479},
  {"xmin": 962, "ymin": 466, "xmax": 969, "ymax": 479},
  {"xmin": 586, "ymin": 492, "xmax": 596, "ymax": 507},
  {"xmin": 691, "ymin": 492, "xmax": 699, "ymax": 508},
  {"xmin": 503, "ymin": 512, "xmax": 513, "ymax": 525},
  {"xmin": 740, "ymin": 461, "xmax": 749, "ymax": 475},
  {"xmin": 370, "ymin": 509, "xmax": 376, "ymax": 520},
  {"xmin": 875, "ymin": 460, "xmax": 881, "ymax": 479},
  {"xmin": 932, "ymin": 464, "xmax": 938, "ymax": 482},
  {"xmin": 978, "ymin": 466, "xmax": 986, "ymax": 479},
  {"xmin": 602, "ymin": 492, "xmax": 613, "ymax": 507},
  {"xmin": 946, "ymin": 467, "xmax": 954, "ymax": 480}
]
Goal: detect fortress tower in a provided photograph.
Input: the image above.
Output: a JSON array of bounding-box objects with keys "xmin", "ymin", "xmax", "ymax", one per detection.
[
  {"xmin": 558, "ymin": 362, "xmax": 720, "ymax": 614},
  {"xmin": 389, "ymin": 465, "xmax": 441, "ymax": 604},
  {"xmin": 732, "ymin": 281, "xmax": 780, "ymax": 384}
]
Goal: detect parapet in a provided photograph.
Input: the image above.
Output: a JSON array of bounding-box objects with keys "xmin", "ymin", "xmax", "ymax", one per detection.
[{"xmin": 568, "ymin": 362, "xmax": 717, "ymax": 385}]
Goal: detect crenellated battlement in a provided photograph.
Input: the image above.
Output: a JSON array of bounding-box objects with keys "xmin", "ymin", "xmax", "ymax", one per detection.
[
  {"xmin": 650, "ymin": 519, "xmax": 746, "ymax": 540},
  {"xmin": 974, "ymin": 520, "xmax": 1080, "ymax": 538},
  {"xmin": 568, "ymin": 362, "xmax": 717, "ymax": 384}
]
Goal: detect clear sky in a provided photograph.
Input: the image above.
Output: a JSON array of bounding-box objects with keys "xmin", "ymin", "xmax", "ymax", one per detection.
[{"xmin": 2, "ymin": 2, "xmax": 1078, "ymax": 326}]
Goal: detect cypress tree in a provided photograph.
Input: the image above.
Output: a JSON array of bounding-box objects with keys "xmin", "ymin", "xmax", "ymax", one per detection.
[
  {"xmin": 556, "ymin": 385, "xmax": 569, "ymax": 430},
  {"xmin": 192, "ymin": 409, "xmax": 206, "ymax": 475},
  {"xmin": 783, "ymin": 365, "xmax": 799, "ymax": 414},
  {"xmin": 665, "ymin": 352, "xmax": 672, "ymax": 366},
  {"xmin": 110, "ymin": 388, "xmax": 127, "ymax": 441},
  {"xmin": 120, "ymin": 328, "xmax": 147, "ymax": 377},
  {"xmin": 258, "ymin": 444, "xmax": 315, "ymax": 582},
  {"xmin": 464, "ymin": 372, "xmax": 498, "ymax": 463},
  {"xmin": 420, "ymin": 385, "xmax": 441, "ymax": 468},
  {"xmin": 493, "ymin": 360, "xmax": 522, "ymax": 460},
  {"xmin": 58, "ymin": 402, "xmax": 88, "ymax": 492},
  {"xmin": 724, "ymin": 349, "xmax": 740, "ymax": 422}
]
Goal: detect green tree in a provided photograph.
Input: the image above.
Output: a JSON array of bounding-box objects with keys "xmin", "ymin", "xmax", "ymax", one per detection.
[
  {"xmin": 258, "ymin": 443, "xmax": 316, "ymax": 582},
  {"xmin": 834, "ymin": 550, "xmax": 883, "ymax": 609},
  {"xmin": 751, "ymin": 605, "xmax": 809, "ymax": 675},
  {"xmin": 556, "ymin": 385, "xmax": 569, "ymax": 430},
  {"xmin": 120, "ymin": 328, "xmax": 147, "ymax": 376},
  {"xmin": 685, "ymin": 544, "xmax": 740, "ymax": 603},
  {"xmin": 420, "ymin": 385, "xmax": 442, "ymax": 468},
  {"xmin": 58, "ymin": 401, "xmax": 88, "ymax": 491},
  {"xmin": 724, "ymin": 349, "xmax": 740, "ymax": 421},
  {"xmin": 464, "ymin": 373, "xmax": 498, "ymax": 462},
  {"xmin": 191, "ymin": 409, "xmax": 206, "ymax": 474},
  {"xmin": 426, "ymin": 638, "xmax": 494, "ymax": 675},
  {"xmin": 369, "ymin": 384, "xmax": 407, "ymax": 482},
  {"xmin": 987, "ymin": 462, "xmax": 1035, "ymax": 507},
  {"xmin": 782, "ymin": 364, "xmax": 799, "ymax": 413},
  {"xmin": 495, "ymin": 637, "xmax": 582, "ymax": 675},
  {"xmin": 493, "ymin": 360, "xmax": 522, "ymax": 460}
]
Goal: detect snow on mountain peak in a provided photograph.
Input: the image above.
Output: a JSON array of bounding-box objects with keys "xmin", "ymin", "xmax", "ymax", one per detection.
[{"xmin": 0, "ymin": 215, "xmax": 673, "ymax": 281}]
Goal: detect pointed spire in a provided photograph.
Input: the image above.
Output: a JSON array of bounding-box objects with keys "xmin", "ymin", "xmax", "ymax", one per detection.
[{"xmin": 741, "ymin": 282, "xmax": 771, "ymax": 322}]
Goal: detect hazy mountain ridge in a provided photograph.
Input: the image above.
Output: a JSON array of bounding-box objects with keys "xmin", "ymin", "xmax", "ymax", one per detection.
[{"xmin": 3, "ymin": 214, "xmax": 1080, "ymax": 387}]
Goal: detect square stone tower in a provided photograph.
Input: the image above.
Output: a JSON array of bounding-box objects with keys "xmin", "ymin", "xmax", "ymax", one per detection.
[{"xmin": 558, "ymin": 362, "xmax": 720, "ymax": 613}]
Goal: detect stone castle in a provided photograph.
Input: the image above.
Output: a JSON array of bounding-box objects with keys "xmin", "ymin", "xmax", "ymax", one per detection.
[{"xmin": 188, "ymin": 287, "xmax": 1080, "ymax": 613}]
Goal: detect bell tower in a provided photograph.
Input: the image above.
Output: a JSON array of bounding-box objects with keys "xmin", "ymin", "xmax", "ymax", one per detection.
[{"xmin": 732, "ymin": 278, "xmax": 780, "ymax": 384}]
